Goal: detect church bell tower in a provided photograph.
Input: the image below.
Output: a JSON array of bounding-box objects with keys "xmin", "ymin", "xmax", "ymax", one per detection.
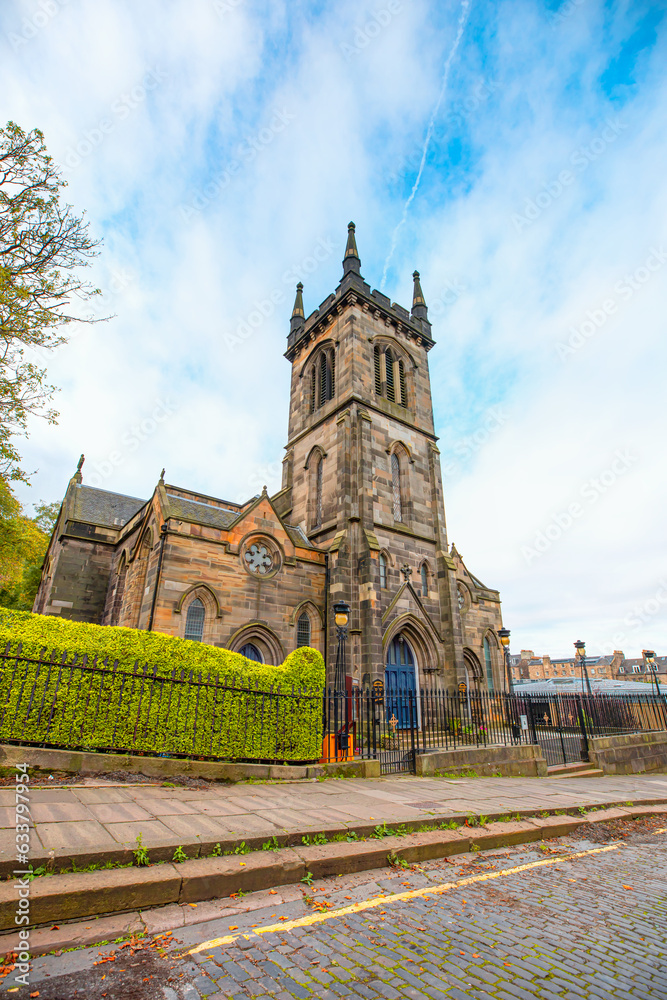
[{"xmin": 276, "ymin": 224, "xmax": 495, "ymax": 691}]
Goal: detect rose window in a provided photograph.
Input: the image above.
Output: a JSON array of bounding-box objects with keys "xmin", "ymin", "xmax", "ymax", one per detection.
[{"xmin": 244, "ymin": 543, "xmax": 273, "ymax": 575}]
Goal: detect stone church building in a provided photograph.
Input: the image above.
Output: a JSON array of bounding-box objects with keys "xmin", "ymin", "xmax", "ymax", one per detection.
[{"xmin": 34, "ymin": 226, "xmax": 505, "ymax": 694}]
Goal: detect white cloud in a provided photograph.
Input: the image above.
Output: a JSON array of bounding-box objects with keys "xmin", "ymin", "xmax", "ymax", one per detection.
[{"xmin": 2, "ymin": 0, "xmax": 666, "ymax": 659}]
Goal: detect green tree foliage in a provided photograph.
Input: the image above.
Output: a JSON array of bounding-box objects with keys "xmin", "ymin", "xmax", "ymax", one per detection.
[
  {"xmin": 0, "ymin": 494, "xmax": 58, "ymax": 610},
  {"xmin": 0, "ymin": 121, "xmax": 102, "ymax": 482}
]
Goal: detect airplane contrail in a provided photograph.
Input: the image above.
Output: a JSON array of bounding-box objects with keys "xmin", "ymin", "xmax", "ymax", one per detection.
[{"xmin": 380, "ymin": 0, "xmax": 472, "ymax": 290}]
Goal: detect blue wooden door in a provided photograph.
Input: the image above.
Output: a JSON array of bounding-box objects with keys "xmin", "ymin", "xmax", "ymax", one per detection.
[{"xmin": 385, "ymin": 637, "xmax": 416, "ymax": 728}]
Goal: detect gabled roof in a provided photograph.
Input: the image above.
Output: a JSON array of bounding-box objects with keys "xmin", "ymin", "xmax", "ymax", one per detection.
[
  {"xmin": 69, "ymin": 485, "xmax": 146, "ymax": 528},
  {"xmin": 164, "ymin": 493, "xmax": 238, "ymax": 529}
]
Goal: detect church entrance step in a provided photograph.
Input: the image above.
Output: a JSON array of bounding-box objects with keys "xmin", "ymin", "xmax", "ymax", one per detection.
[{"xmin": 547, "ymin": 762, "xmax": 604, "ymax": 778}]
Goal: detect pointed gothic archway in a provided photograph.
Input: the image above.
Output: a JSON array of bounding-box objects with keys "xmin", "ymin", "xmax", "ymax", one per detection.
[{"xmin": 385, "ymin": 634, "xmax": 416, "ymax": 729}]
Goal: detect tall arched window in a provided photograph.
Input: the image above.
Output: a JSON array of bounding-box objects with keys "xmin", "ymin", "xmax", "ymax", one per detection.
[
  {"xmin": 391, "ymin": 452, "xmax": 402, "ymax": 522},
  {"xmin": 379, "ymin": 553, "xmax": 387, "ymax": 590},
  {"xmin": 420, "ymin": 564, "xmax": 428, "ymax": 597},
  {"xmin": 484, "ymin": 636, "xmax": 494, "ymax": 691},
  {"xmin": 296, "ymin": 613, "xmax": 311, "ymax": 647},
  {"xmin": 184, "ymin": 598, "xmax": 205, "ymax": 642},
  {"xmin": 110, "ymin": 560, "xmax": 127, "ymax": 626},
  {"xmin": 315, "ymin": 455, "xmax": 323, "ymax": 527}
]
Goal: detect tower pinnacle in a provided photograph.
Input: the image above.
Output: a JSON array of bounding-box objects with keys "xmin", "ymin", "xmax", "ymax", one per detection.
[
  {"xmin": 290, "ymin": 282, "xmax": 305, "ymax": 335},
  {"xmin": 411, "ymin": 270, "xmax": 429, "ymax": 322},
  {"xmin": 342, "ymin": 221, "xmax": 361, "ymax": 277}
]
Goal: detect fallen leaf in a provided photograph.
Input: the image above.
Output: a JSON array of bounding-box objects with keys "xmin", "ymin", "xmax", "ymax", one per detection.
[
  {"xmin": 345, "ymin": 896, "xmax": 353, "ymax": 900},
  {"xmin": 278, "ymin": 917, "xmax": 288, "ymax": 921},
  {"xmin": 101, "ymin": 975, "xmax": 106, "ymax": 980},
  {"xmin": 229, "ymin": 926, "xmax": 238, "ymax": 931},
  {"xmin": 188, "ymin": 903, "xmax": 197, "ymax": 907},
  {"xmin": 51, "ymin": 925, "xmax": 59, "ymax": 930},
  {"xmin": 460, "ymin": 951, "xmax": 465, "ymax": 956},
  {"xmin": 269, "ymin": 889, "xmax": 277, "ymax": 894},
  {"xmin": 472, "ymin": 953, "xmax": 480, "ymax": 958},
  {"xmin": 30, "ymin": 993, "xmax": 39, "ymax": 998},
  {"xmin": 239, "ymin": 862, "xmax": 246, "ymax": 866},
  {"xmin": 623, "ymin": 885, "xmax": 634, "ymax": 890},
  {"xmin": 380, "ymin": 911, "xmax": 386, "ymax": 915}
]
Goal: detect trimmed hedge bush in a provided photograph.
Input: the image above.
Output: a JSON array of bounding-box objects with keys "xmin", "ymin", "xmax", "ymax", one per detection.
[{"xmin": 0, "ymin": 608, "xmax": 325, "ymax": 762}]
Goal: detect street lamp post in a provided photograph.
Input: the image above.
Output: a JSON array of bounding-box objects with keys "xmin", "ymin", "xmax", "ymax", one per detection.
[
  {"xmin": 498, "ymin": 628, "xmax": 513, "ymax": 694},
  {"xmin": 644, "ymin": 649, "xmax": 661, "ymax": 699},
  {"xmin": 332, "ymin": 600, "xmax": 350, "ymax": 759},
  {"xmin": 574, "ymin": 640, "xmax": 593, "ymax": 698}
]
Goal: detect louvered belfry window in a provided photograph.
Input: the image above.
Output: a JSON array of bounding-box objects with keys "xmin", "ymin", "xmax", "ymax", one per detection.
[
  {"xmin": 297, "ymin": 612, "xmax": 311, "ymax": 647},
  {"xmin": 391, "ymin": 453, "xmax": 402, "ymax": 522},
  {"xmin": 385, "ymin": 349, "xmax": 395, "ymax": 402},
  {"xmin": 311, "ymin": 349, "xmax": 335, "ymax": 413},
  {"xmin": 398, "ymin": 359, "xmax": 406, "ymax": 406},
  {"xmin": 184, "ymin": 598, "xmax": 205, "ymax": 642},
  {"xmin": 374, "ymin": 346, "xmax": 382, "ymax": 395}
]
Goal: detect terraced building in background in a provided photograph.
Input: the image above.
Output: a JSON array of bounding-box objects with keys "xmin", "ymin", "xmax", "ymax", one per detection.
[{"xmin": 34, "ymin": 226, "xmax": 505, "ymax": 694}]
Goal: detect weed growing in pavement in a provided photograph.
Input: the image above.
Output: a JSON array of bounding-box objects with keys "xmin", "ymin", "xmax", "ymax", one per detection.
[
  {"xmin": 465, "ymin": 814, "xmax": 479, "ymax": 827},
  {"xmin": 470, "ymin": 844, "xmax": 481, "ymax": 852},
  {"xmin": 225, "ymin": 841, "xmax": 250, "ymax": 855},
  {"xmin": 396, "ymin": 824, "xmax": 408, "ymax": 837},
  {"xmin": 498, "ymin": 815, "xmax": 511, "ymax": 824},
  {"xmin": 262, "ymin": 836, "xmax": 281, "ymax": 852},
  {"xmin": 441, "ymin": 819, "xmax": 460, "ymax": 830},
  {"xmin": 372, "ymin": 822, "xmax": 391, "ymax": 839},
  {"xmin": 555, "ymin": 809, "xmax": 566, "ymax": 815},
  {"xmin": 172, "ymin": 846, "xmax": 188, "ymax": 863},
  {"xmin": 539, "ymin": 811, "xmax": 550, "ymax": 818},
  {"xmin": 387, "ymin": 851, "xmax": 410, "ymax": 869},
  {"xmin": 133, "ymin": 834, "xmax": 150, "ymax": 867},
  {"xmin": 210, "ymin": 843, "xmax": 222, "ymax": 856},
  {"xmin": 301, "ymin": 871, "xmax": 314, "ymax": 886},
  {"xmin": 479, "ymin": 815, "xmax": 489, "ymax": 826},
  {"xmin": 301, "ymin": 833, "xmax": 328, "ymax": 846},
  {"xmin": 161, "ymin": 782, "xmax": 176, "ymax": 788},
  {"xmin": 626, "ymin": 801, "xmax": 634, "ymax": 806},
  {"xmin": 578, "ymin": 806, "xmax": 588, "ymax": 816}
]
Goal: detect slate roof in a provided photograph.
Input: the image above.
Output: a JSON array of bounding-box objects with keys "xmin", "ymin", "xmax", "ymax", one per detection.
[
  {"xmin": 164, "ymin": 494, "xmax": 238, "ymax": 529},
  {"xmin": 70, "ymin": 485, "xmax": 146, "ymax": 528}
]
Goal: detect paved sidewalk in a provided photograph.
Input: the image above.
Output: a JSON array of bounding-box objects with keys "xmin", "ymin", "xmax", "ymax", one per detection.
[{"xmin": 3, "ymin": 772, "xmax": 667, "ymax": 863}]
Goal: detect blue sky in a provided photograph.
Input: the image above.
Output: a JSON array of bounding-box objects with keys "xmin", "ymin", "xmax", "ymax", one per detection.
[{"xmin": 2, "ymin": 0, "xmax": 667, "ymax": 657}]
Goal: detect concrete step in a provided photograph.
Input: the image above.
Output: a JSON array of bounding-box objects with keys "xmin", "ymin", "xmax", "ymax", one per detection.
[{"xmin": 547, "ymin": 763, "xmax": 604, "ymax": 778}]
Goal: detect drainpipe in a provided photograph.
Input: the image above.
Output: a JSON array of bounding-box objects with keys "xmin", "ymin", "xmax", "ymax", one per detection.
[{"xmin": 147, "ymin": 523, "xmax": 168, "ymax": 632}]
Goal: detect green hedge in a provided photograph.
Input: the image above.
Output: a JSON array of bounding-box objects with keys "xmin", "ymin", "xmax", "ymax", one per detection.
[{"xmin": 0, "ymin": 608, "xmax": 325, "ymax": 762}]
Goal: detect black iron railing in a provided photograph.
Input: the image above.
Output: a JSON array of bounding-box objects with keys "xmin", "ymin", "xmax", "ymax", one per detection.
[
  {"xmin": 1, "ymin": 644, "xmax": 666, "ymax": 771},
  {"xmin": 0, "ymin": 645, "xmax": 323, "ymax": 762}
]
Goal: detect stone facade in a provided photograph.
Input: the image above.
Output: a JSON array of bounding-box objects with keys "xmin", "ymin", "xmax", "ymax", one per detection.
[{"xmin": 34, "ymin": 226, "xmax": 504, "ymax": 692}]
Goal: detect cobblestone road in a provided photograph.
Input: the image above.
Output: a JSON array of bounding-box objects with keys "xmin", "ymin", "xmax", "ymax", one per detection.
[
  {"xmin": 182, "ymin": 816, "xmax": 667, "ymax": 1000},
  {"xmin": 4, "ymin": 817, "xmax": 666, "ymax": 998}
]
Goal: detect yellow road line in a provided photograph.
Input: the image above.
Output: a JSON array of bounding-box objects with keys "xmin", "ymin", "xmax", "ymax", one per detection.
[{"xmin": 189, "ymin": 844, "xmax": 619, "ymax": 955}]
